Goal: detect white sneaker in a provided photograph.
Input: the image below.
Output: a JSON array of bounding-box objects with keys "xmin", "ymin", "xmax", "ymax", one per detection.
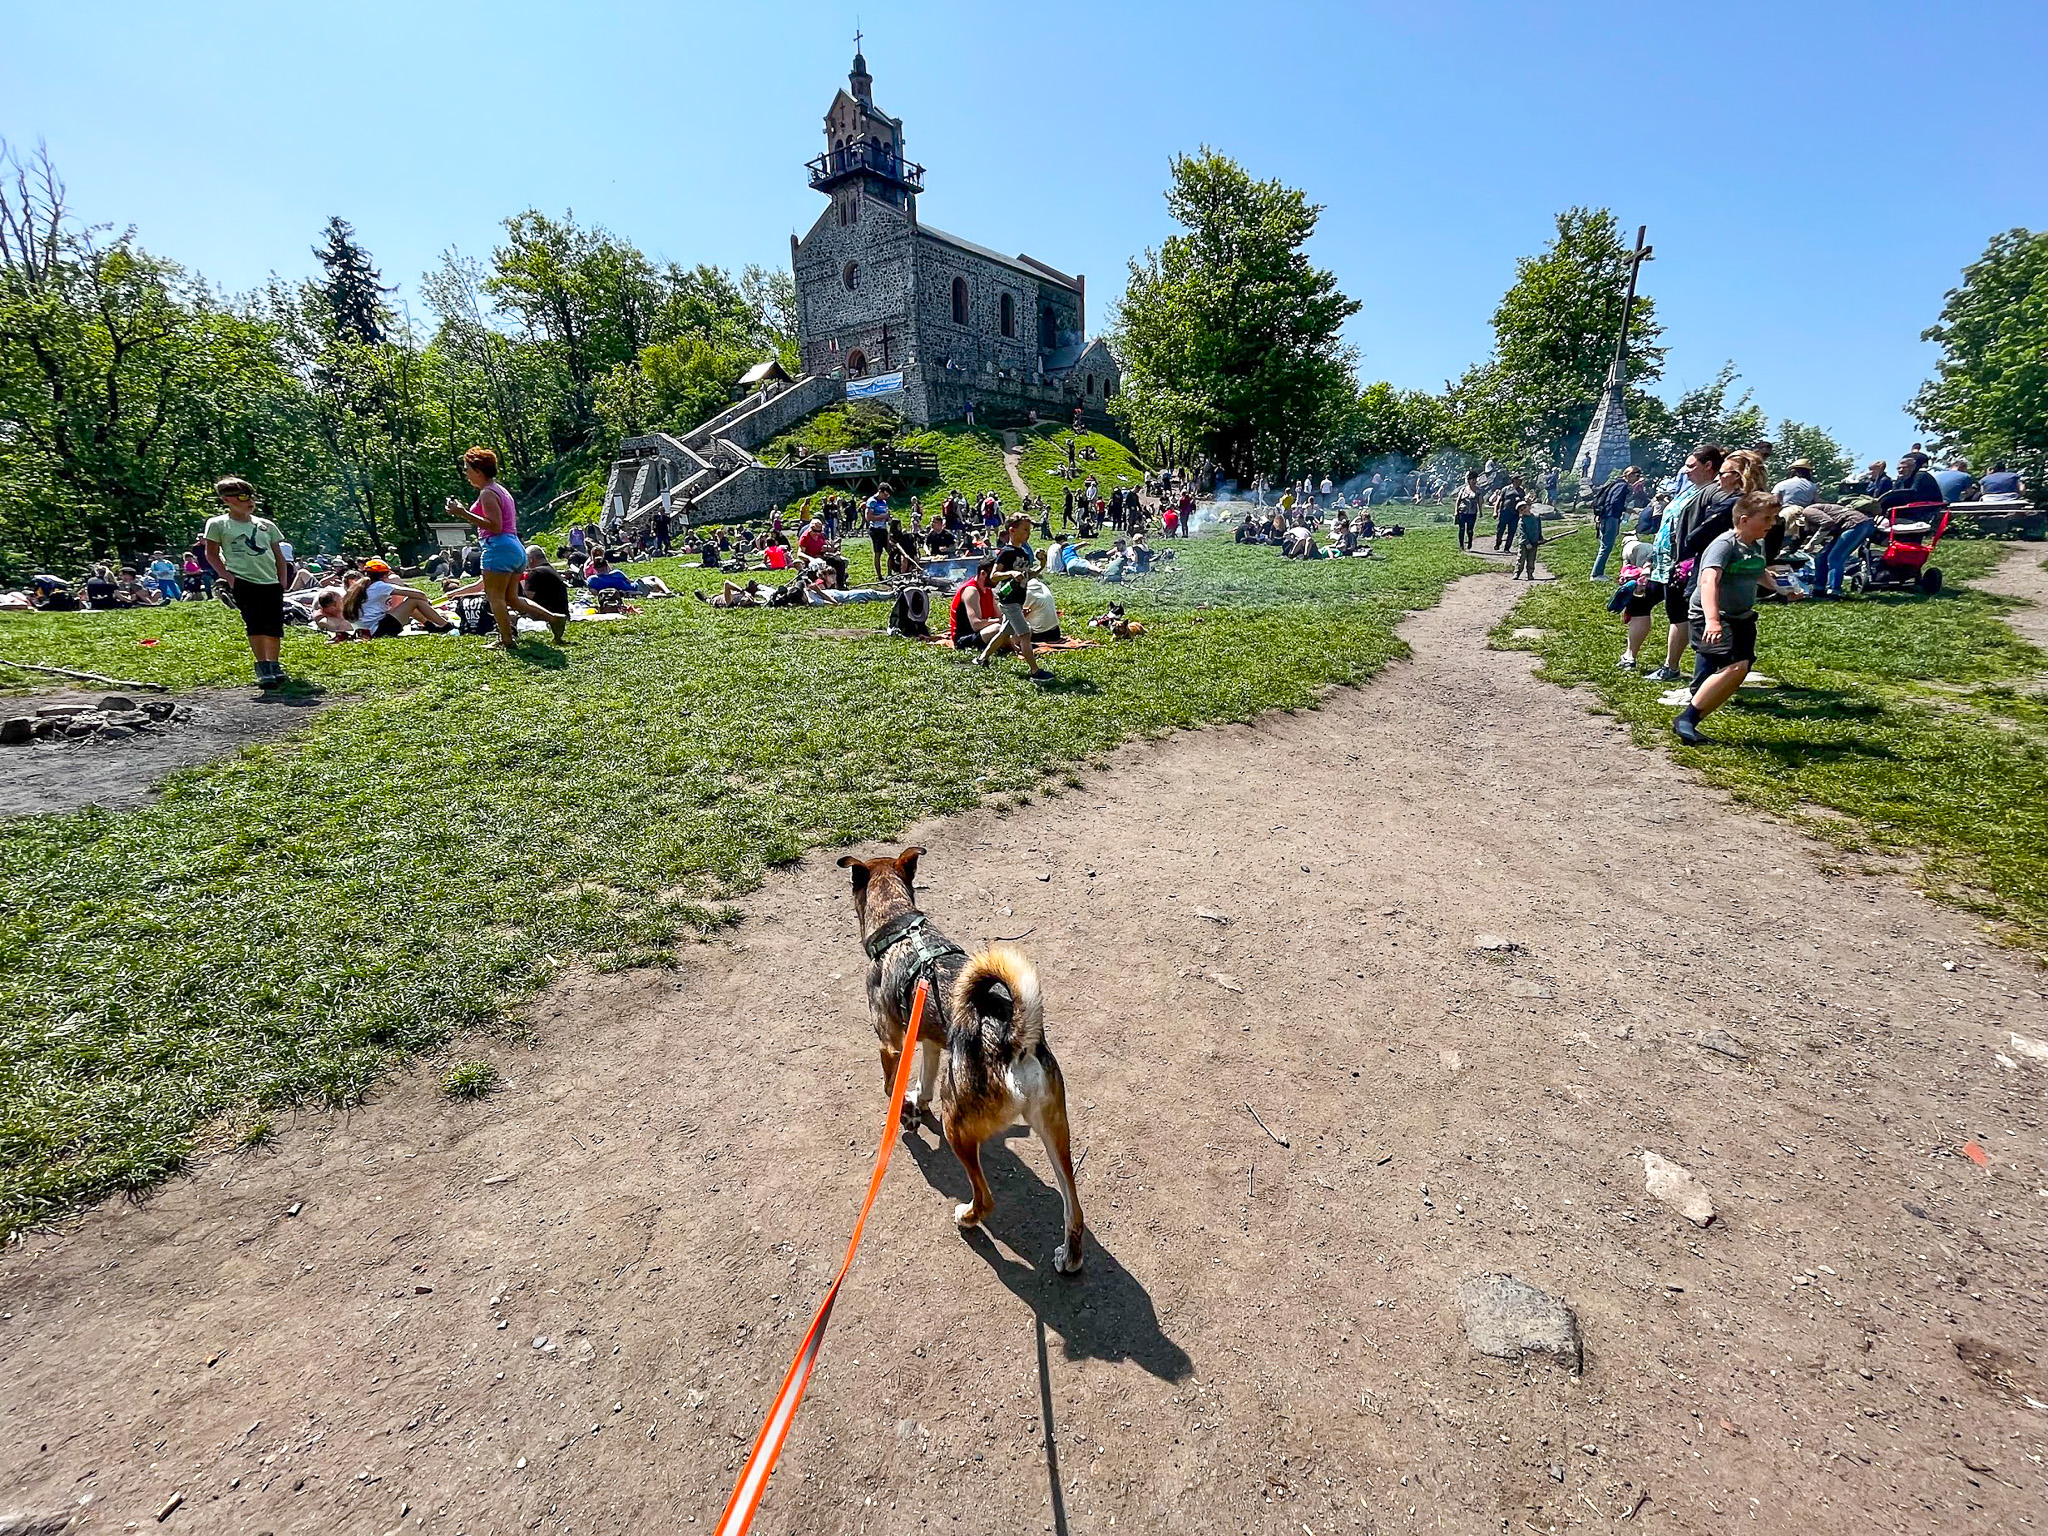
[{"xmin": 1616, "ymin": 654, "xmax": 1636, "ymax": 671}]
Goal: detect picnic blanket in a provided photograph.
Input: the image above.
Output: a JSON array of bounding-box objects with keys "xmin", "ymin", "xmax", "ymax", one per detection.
[{"xmin": 919, "ymin": 634, "xmax": 1098, "ymax": 652}]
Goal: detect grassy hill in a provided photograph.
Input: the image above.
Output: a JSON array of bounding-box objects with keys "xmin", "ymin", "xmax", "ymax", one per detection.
[{"xmin": 1016, "ymin": 425, "xmax": 1149, "ymax": 508}]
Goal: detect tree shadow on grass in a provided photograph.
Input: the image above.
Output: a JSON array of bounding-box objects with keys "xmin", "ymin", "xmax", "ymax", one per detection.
[
  {"xmin": 1725, "ymin": 689, "xmax": 1910, "ymax": 770},
  {"xmin": 904, "ymin": 1126, "xmax": 1192, "ymax": 1383}
]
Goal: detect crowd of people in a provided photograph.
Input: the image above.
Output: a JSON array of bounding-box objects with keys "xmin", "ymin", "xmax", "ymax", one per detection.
[
  {"xmin": 1588, "ymin": 440, "xmax": 2019, "ymax": 744},
  {"xmin": 1233, "ymin": 491, "xmax": 1404, "ymax": 560}
]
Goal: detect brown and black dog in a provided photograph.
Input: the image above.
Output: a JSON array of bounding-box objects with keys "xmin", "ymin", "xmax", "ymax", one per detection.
[{"xmin": 837, "ymin": 846, "xmax": 1084, "ymax": 1275}]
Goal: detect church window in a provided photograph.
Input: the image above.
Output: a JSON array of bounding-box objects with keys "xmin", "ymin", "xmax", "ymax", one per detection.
[
  {"xmin": 837, "ymin": 198, "xmax": 847, "ymax": 227},
  {"xmin": 951, "ymin": 277, "xmax": 968, "ymax": 326},
  {"xmin": 1087, "ymin": 374, "xmax": 1096, "ymax": 396},
  {"xmin": 999, "ymin": 293, "xmax": 1015, "ymax": 339},
  {"xmin": 1039, "ymin": 305, "xmax": 1057, "ymax": 350},
  {"xmin": 843, "ymin": 262, "xmax": 860, "ymax": 292}
]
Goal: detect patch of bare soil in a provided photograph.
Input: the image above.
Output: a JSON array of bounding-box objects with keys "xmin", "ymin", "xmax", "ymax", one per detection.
[
  {"xmin": 5, "ymin": 573, "xmax": 2048, "ymax": 1535},
  {"xmin": 0, "ymin": 687, "xmax": 326, "ymax": 817},
  {"xmin": 1973, "ymin": 544, "xmax": 2048, "ymax": 652}
]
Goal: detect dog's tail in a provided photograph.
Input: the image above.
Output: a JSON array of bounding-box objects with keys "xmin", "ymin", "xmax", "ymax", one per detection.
[{"xmin": 952, "ymin": 944, "xmax": 1043, "ymax": 1057}]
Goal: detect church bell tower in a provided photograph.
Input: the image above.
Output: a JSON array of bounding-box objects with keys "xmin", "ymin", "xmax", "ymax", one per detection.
[{"xmin": 805, "ymin": 38, "xmax": 925, "ymax": 217}]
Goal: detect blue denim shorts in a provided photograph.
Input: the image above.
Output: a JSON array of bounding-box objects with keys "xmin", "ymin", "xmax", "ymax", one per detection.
[{"xmin": 480, "ymin": 533, "xmax": 526, "ymax": 572}]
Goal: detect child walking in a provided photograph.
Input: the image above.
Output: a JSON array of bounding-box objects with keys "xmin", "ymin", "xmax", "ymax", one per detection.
[{"xmin": 1513, "ymin": 499, "xmax": 1545, "ymax": 579}]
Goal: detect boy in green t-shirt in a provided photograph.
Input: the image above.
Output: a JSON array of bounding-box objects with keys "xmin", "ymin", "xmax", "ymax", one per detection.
[{"xmin": 202, "ymin": 476, "xmax": 291, "ymax": 688}]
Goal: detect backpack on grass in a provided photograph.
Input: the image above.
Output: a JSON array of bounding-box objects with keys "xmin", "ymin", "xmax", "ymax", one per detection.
[{"xmin": 889, "ymin": 583, "xmax": 933, "ymax": 638}]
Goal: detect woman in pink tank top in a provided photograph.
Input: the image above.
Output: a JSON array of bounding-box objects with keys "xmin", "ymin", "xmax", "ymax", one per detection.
[{"xmin": 445, "ymin": 446, "xmax": 565, "ymax": 647}]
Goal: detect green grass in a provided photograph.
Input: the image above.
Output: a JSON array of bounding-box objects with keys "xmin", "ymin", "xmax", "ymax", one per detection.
[
  {"xmin": 897, "ymin": 422, "xmax": 1014, "ymax": 507},
  {"xmin": 1496, "ymin": 532, "xmax": 2048, "ymax": 955},
  {"xmin": 441, "ymin": 1060, "xmax": 498, "ymax": 1101},
  {"xmin": 0, "ymin": 531, "xmax": 1485, "ymax": 1236},
  {"xmin": 1016, "ymin": 426, "xmax": 1149, "ymax": 507}
]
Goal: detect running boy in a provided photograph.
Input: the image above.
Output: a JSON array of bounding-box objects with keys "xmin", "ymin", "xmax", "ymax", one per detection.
[{"xmin": 1673, "ymin": 491, "xmax": 1782, "ymax": 745}]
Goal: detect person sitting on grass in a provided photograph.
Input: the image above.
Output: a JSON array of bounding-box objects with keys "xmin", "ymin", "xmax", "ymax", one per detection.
[
  {"xmin": 977, "ymin": 547, "xmax": 1052, "ymax": 683},
  {"xmin": 948, "ymin": 556, "xmax": 1000, "ymax": 651},
  {"xmin": 1673, "ymin": 492, "xmax": 1787, "ymax": 746},
  {"xmin": 343, "ymin": 559, "xmax": 457, "ymax": 637}
]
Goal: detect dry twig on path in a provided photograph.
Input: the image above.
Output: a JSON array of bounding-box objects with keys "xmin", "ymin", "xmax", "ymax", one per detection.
[{"xmin": 0, "ymin": 657, "xmax": 170, "ymax": 693}]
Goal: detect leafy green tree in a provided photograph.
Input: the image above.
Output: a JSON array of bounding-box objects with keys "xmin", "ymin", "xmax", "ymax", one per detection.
[
  {"xmin": 1773, "ymin": 419, "xmax": 1853, "ymax": 491},
  {"xmin": 1449, "ymin": 208, "xmax": 1665, "ymax": 468},
  {"xmin": 1912, "ymin": 228, "xmax": 2048, "ymax": 498},
  {"xmin": 0, "ymin": 143, "xmax": 315, "ymax": 573},
  {"xmin": 1633, "ymin": 364, "xmax": 1768, "ymax": 479},
  {"xmin": 1111, "ymin": 149, "xmax": 1360, "ymax": 481}
]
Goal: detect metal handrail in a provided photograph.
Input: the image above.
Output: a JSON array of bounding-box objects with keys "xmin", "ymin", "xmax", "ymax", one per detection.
[{"xmin": 807, "ymin": 144, "xmax": 925, "ymax": 191}]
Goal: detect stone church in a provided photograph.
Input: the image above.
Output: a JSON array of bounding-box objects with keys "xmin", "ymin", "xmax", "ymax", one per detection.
[{"xmin": 791, "ymin": 48, "xmax": 1120, "ymax": 428}]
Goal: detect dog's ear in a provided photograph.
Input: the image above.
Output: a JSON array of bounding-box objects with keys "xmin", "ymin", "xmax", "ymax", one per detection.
[
  {"xmin": 837, "ymin": 854, "xmax": 871, "ymax": 894},
  {"xmin": 895, "ymin": 846, "xmax": 924, "ymax": 885}
]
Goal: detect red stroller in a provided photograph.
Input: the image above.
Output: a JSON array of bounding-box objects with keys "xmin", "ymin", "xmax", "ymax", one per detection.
[{"xmin": 1851, "ymin": 500, "xmax": 1950, "ymax": 595}]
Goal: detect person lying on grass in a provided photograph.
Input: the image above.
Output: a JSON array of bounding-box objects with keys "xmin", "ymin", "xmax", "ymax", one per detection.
[
  {"xmin": 341, "ymin": 560, "xmax": 457, "ymax": 638},
  {"xmin": 697, "ymin": 579, "xmax": 764, "ymax": 608},
  {"xmin": 586, "ymin": 553, "xmax": 674, "ymax": 599},
  {"xmin": 308, "ymin": 588, "xmax": 359, "ymax": 641},
  {"xmin": 1674, "ymin": 492, "xmax": 1791, "ymax": 746},
  {"xmin": 977, "ymin": 547, "xmax": 1053, "ymax": 683}
]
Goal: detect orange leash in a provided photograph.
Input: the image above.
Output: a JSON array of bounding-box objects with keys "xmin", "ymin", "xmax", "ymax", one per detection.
[{"xmin": 713, "ymin": 979, "xmax": 930, "ymax": 1536}]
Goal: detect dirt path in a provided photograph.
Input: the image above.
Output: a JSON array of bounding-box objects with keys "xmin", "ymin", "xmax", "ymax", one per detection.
[
  {"xmin": 7, "ymin": 571, "xmax": 2048, "ymax": 1535},
  {"xmin": 1002, "ymin": 444, "xmax": 1033, "ymax": 509},
  {"xmin": 1974, "ymin": 543, "xmax": 2048, "ymax": 651}
]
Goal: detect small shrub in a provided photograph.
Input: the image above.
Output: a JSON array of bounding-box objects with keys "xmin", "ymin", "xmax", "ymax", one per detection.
[{"xmin": 442, "ymin": 1061, "xmax": 498, "ymax": 1101}]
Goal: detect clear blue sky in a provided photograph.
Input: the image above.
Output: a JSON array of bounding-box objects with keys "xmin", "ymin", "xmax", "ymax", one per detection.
[{"xmin": 6, "ymin": 0, "xmax": 2042, "ymax": 466}]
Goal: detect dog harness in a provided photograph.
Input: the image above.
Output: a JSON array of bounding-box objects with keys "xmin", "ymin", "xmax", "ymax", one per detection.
[{"xmin": 864, "ymin": 912, "xmax": 965, "ymax": 1019}]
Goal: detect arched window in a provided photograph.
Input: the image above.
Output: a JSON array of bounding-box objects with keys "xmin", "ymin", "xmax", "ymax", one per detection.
[
  {"xmin": 999, "ymin": 293, "xmax": 1015, "ymax": 339},
  {"xmin": 1039, "ymin": 306, "xmax": 1057, "ymax": 350},
  {"xmin": 846, "ymin": 349, "xmax": 867, "ymax": 377},
  {"xmin": 952, "ymin": 276, "xmax": 968, "ymax": 326},
  {"xmin": 843, "ymin": 262, "xmax": 860, "ymax": 292}
]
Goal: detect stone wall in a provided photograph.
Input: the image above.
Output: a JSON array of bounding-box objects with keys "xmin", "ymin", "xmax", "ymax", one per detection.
[{"xmin": 795, "ymin": 196, "xmax": 916, "ymax": 380}]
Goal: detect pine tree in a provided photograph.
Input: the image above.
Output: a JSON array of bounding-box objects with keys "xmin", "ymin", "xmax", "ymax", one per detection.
[{"xmin": 313, "ymin": 216, "xmax": 393, "ymax": 346}]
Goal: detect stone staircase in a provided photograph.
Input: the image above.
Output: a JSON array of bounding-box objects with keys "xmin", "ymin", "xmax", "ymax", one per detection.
[{"xmin": 603, "ymin": 373, "xmax": 845, "ymax": 533}]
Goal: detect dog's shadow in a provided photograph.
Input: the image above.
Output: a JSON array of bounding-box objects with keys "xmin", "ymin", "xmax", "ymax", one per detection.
[{"xmin": 904, "ymin": 1126, "xmax": 1193, "ymax": 1384}]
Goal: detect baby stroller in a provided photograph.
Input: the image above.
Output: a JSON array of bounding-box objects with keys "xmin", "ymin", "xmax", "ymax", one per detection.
[{"xmin": 1851, "ymin": 500, "xmax": 1950, "ymax": 596}]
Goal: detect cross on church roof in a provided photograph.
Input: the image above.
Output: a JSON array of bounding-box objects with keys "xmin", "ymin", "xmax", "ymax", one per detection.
[{"xmin": 853, "ymin": 25, "xmax": 862, "ymax": 51}]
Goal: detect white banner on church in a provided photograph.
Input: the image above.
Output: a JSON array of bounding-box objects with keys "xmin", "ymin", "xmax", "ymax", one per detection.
[
  {"xmin": 845, "ymin": 371, "xmax": 904, "ymax": 400},
  {"xmin": 827, "ymin": 448, "xmax": 877, "ymax": 475}
]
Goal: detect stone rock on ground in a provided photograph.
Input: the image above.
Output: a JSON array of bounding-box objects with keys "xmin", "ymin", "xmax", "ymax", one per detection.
[
  {"xmin": 0, "ymin": 719, "xmax": 30, "ymax": 746},
  {"xmin": 1457, "ymin": 1273, "xmax": 1583, "ymax": 1374},
  {"xmin": 1698, "ymin": 1028, "xmax": 1748, "ymax": 1060},
  {"xmin": 1643, "ymin": 1151, "xmax": 1715, "ymax": 1226},
  {"xmin": 95, "ymin": 694, "xmax": 137, "ymax": 712},
  {"xmin": 0, "ymin": 1510, "xmax": 76, "ymax": 1536}
]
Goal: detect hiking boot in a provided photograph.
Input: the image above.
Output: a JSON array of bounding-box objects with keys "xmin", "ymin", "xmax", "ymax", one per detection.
[{"xmin": 1643, "ymin": 666, "xmax": 1681, "ymax": 683}]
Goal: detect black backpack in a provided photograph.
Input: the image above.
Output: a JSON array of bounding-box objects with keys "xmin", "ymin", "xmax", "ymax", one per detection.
[{"xmin": 889, "ymin": 583, "xmax": 933, "ymax": 638}]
